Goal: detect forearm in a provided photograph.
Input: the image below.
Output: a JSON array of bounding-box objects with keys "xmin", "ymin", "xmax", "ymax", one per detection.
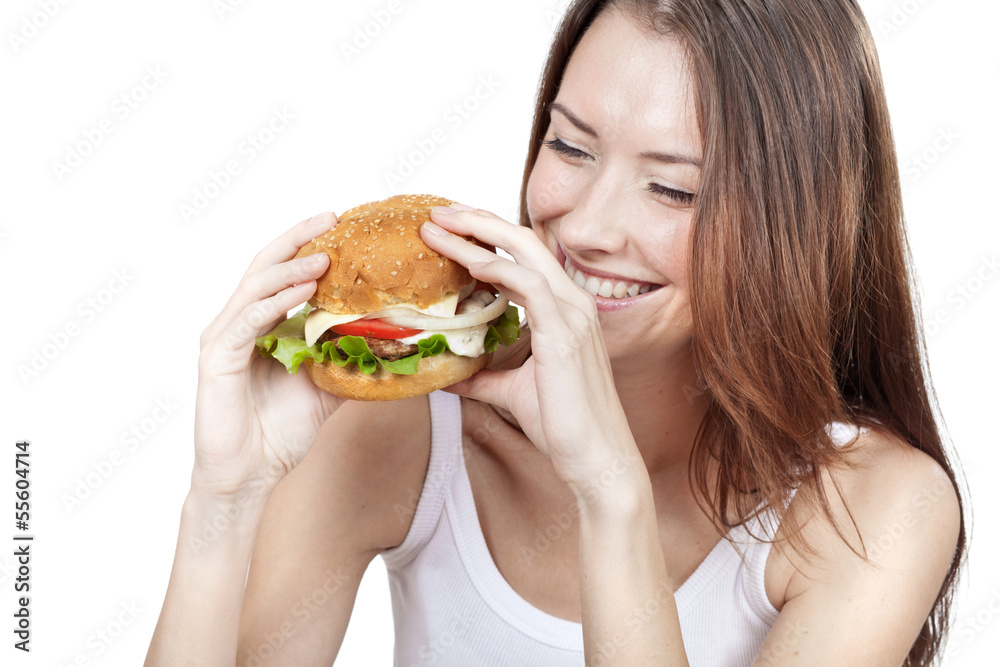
[
  {"xmin": 574, "ymin": 470, "xmax": 689, "ymax": 667},
  {"xmin": 145, "ymin": 485, "xmax": 271, "ymax": 666}
]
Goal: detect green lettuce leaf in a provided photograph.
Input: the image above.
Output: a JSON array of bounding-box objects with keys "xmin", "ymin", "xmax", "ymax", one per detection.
[
  {"xmin": 255, "ymin": 304, "xmax": 521, "ymax": 377},
  {"xmin": 254, "ymin": 306, "xmax": 323, "ymax": 373}
]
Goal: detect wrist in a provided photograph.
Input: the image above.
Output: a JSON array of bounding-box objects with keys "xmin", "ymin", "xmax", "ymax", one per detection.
[
  {"xmin": 181, "ymin": 482, "xmax": 273, "ymax": 552},
  {"xmin": 188, "ymin": 459, "xmax": 282, "ymax": 504},
  {"xmin": 567, "ymin": 454, "xmax": 652, "ymax": 518}
]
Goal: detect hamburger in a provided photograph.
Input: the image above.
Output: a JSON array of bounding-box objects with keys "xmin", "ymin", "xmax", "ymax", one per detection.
[{"xmin": 255, "ymin": 194, "xmax": 520, "ymax": 401}]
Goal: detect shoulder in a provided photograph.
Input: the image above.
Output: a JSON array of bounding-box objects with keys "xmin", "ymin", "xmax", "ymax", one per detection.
[
  {"xmin": 275, "ymin": 395, "xmax": 433, "ymax": 553},
  {"xmin": 816, "ymin": 426, "xmax": 959, "ymax": 535},
  {"xmin": 756, "ymin": 427, "xmax": 962, "ymax": 662},
  {"xmin": 825, "ymin": 426, "xmax": 960, "ymax": 558},
  {"xmin": 770, "ymin": 425, "xmax": 961, "ymax": 609}
]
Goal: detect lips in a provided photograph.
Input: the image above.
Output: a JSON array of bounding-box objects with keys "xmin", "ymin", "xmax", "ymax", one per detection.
[{"xmin": 562, "ymin": 258, "xmax": 663, "ymax": 300}]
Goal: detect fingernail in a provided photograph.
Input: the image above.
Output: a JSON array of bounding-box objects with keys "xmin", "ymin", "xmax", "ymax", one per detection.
[
  {"xmin": 432, "ymin": 206, "xmax": 457, "ymax": 215},
  {"xmin": 308, "ymin": 252, "xmax": 328, "ymax": 264},
  {"xmin": 450, "ymin": 203, "xmax": 474, "ymax": 211},
  {"xmin": 422, "ymin": 221, "xmax": 449, "ymax": 236},
  {"xmin": 308, "ymin": 212, "xmax": 333, "ymax": 227}
]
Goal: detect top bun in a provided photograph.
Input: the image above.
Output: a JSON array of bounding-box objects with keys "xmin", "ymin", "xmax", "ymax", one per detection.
[{"xmin": 296, "ymin": 194, "xmax": 474, "ymax": 314}]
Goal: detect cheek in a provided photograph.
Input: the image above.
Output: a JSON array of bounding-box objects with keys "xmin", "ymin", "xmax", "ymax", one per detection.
[
  {"xmin": 636, "ymin": 215, "xmax": 692, "ymax": 288},
  {"xmin": 526, "ymin": 152, "xmax": 578, "ymax": 226}
]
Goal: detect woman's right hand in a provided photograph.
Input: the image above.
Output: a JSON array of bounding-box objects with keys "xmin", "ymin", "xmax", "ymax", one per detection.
[{"xmin": 191, "ymin": 212, "xmax": 343, "ymax": 501}]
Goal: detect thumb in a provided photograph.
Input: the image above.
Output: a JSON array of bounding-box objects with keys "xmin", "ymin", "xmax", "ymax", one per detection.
[{"xmin": 443, "ymin": 368, "xmax": 514, "ymax": 411}]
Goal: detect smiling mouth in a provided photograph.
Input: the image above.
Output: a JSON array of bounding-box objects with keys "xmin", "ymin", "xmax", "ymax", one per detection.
[{"xmin": 563, "ymin": 259, "xmax": 664, "ymax": 299}]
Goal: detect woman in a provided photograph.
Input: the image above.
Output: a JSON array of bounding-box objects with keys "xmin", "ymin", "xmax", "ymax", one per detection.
[{"xmin": 146, "ymin": 0, "xmax": 965, "ymax": 665}]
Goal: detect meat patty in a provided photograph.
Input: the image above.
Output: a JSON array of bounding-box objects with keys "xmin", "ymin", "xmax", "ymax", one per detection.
[{"xmin": 319, "ymin": 330, "xmax": 419, "ymax": 361}]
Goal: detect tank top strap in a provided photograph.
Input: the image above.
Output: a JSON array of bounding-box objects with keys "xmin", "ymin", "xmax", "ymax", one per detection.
[
  {"xmin": 735, "ymin": 421, "xmax": 864, "ymax": 621},
  {"xmin": 733, "ymin": 500, "xmax": 792, "ymax": 626}
]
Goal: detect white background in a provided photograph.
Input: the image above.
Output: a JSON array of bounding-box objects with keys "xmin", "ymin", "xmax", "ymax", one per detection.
[{"xmin": 1, "ymin": 0, "xmax": 997, "ymax": 665}]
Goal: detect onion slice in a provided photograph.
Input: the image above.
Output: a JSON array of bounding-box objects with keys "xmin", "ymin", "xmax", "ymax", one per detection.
[{"xmin": 376, "ymin": 293, "xmax": 508, "ymax": 330}]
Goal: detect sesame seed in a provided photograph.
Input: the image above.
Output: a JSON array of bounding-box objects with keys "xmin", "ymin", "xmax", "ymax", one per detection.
[
  {"xmin": 418, "ymin": 253, "xmax": 424, "ymax": 259},
  {"xmin": 396, "ymin": 261, "xmax": 401, "ymax": 266},
  {"xmin": 391, "ymin": 271, "xmax": 398, "ymax": 276}
]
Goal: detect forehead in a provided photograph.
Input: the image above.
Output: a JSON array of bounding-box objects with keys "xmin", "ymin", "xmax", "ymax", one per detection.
[{"xmin": 557, "ymin": 9, "xmax": 700, "ymax": 154}]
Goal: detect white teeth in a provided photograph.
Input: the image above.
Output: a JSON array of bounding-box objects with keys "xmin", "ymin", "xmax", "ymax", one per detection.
[{"xmin": 563, "ymin": 259, "xmax": 657, "ymax": 300}]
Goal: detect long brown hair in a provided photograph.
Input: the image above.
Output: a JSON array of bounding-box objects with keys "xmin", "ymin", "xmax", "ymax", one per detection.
[{"xmin": 519, "ymin": 1, "xmax": 966, "ymax": 664}]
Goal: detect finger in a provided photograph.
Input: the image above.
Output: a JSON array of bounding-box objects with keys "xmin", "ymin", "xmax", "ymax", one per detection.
[
  {"xmin": 222, "ymin": 252, "xmax": 329, "ymax": 325},
  {"xmin": 246, "ymin": 212, "xmax": 337, "ymax": 275},
  {"xmin": 429, "ymin": 206, "xmax": 563, "ymax": 277},
  {"xmin": 242, "ymin": 252, "xmax": 330, "ymax": 303},
  {"xmin": 424, "ymin": 208, "xmax": 584, "ymax": 305},
  {"xmin": 214, "ymin": 280, "xmax": 319, "ymax": 357},
  {"xmin": 204, "ymin": 253, "xmax": 330, "ymax": 346},
  {"xmin": 205, "ymin": 212, "xmax": 334, "ymax": 344},
  {"xmin": 428, "ymin": 207, "xmax": 552, "ymax": 268},
  {"xmin": 468, "ymin": 259, "xmax": 591, "ymax": 343},
  {"xmin": 443, "ymin": 368, "xmax": 514, "ymax": 411},
  {"xmin": 421, "ymin": 220, "xmax": 503, "ymax": 269}
]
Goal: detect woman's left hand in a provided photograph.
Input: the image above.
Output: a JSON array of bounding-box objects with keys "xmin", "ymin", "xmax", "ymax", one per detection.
[{"xmin": 421, "ymin": 204, "xmax": 644, "ymax": 494}]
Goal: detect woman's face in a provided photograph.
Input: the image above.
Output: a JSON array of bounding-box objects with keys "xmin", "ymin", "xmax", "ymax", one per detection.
[{"xmin": 526, "ymin": 9, "xmax": 702, "ymax": 362}]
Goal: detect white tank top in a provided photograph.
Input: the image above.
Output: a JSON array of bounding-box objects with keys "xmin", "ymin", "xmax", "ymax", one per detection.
[{"xmin": 380, "ymin": 392, "xmax": 857, "ymax": 665}]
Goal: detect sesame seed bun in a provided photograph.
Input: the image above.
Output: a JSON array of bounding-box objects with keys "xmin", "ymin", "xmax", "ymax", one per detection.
[{"xmin": 295, "ymin": 194, "xmax": 475, "ymax": 315}]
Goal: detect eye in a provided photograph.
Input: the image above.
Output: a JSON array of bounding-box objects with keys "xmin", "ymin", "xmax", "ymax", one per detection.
[
  {"xmin": 543, "ymin": 137, "xmax": 591, "ymax": 160},
  {"xmin": 647, "ymin": 182, "xmax": 695, "ymax": 206}
]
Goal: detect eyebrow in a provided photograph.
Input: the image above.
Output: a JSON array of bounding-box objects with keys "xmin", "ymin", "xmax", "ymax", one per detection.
[{"xmin": 548, "ymin": 102, "xmax": 702, "ymax": 168}]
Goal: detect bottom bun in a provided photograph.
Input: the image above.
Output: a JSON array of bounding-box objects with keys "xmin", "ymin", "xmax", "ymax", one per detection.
[{"xmin": 304, "ymin": 351, "xmax": 493, "ymax": 401}]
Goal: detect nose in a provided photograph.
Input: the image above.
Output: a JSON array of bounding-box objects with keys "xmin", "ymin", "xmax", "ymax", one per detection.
[{"xmin": 558, "ymin": 169, "xmax": 629, "ymax": 257}]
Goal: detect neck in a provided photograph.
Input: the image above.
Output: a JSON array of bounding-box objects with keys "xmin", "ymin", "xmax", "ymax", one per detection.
[{"xmin": 610, "ymin": 346, "xmax": 708, "ymax": 487}]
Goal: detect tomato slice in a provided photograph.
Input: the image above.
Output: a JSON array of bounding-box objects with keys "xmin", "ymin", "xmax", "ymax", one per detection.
[{"xmin": 330, "ymin": 319, "xmax": 422, "ymax": 339}]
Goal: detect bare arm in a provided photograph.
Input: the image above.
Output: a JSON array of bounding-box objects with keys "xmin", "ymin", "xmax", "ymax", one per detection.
[
  {"xmin": 146, "ymin": 488, "xmax": 271, "ymax": 665},
  {"xmin": 148, "ymin": 397, "xmax": 431, "ymax": 667},
  {"xmin": 146, "ymin": 213, "xmax": 345, "ymax": 665},
  {"xmin": 573, "ymin": 469, "xmax": 690, "ymax": 666},
  {"xmin": 236, "ymin": 397, "xmax": 431, "ymax": 665}
]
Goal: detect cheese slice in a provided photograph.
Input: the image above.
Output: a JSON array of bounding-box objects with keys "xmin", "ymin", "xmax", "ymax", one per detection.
[
  {"xmin": 398, "ymin": 292, "xmax": 461, "ymax": 318},
  {"xmin": 304, "ymin": 310, "xmax": 365, "ymax": 346},
  {"xmin": 303, "ymin": 291, "xmax": 466, "ymax": 347}
]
